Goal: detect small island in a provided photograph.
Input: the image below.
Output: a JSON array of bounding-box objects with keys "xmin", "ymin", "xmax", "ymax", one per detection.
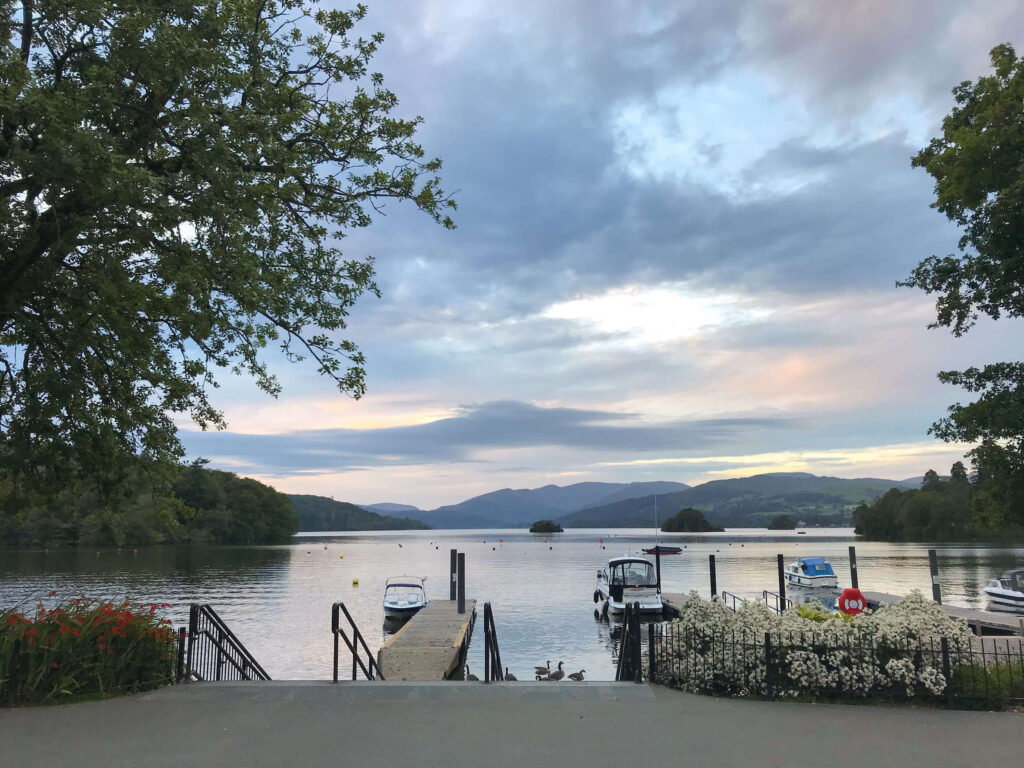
[
  {"xmin": 661, "ymin": 507, "xmax": 724, "ymax": 533},
  {"xmin": 767, "ymin": 514, "xmax": 796, "ymax": 530},
  {"xmin": 529, "ymin": 519, "xmax": 563, "ymax": 533}
]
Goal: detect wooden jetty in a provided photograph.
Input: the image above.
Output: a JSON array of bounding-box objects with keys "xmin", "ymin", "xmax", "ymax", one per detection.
[
  {"xmin": 378, "ymin": 600, "xmax": 477, "ymax": 681},
  {"xmin": 660, "ymin": 592, "xmax": 691, "ymax": 619},
  {"xmin": 862, "ymin": 591, "xmax": 1024, "ymax": 636}
]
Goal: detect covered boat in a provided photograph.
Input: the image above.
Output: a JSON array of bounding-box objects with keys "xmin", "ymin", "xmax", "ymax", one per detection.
[
  {"xmin": 983, "ymin": 570, "xmax": 1024, "ymax": 609},
  {"xmin": 594, "ymin": 556, "xmax": 663, "ymax": 615},
  {"xmin": 642, "ymin": 545, "xmax": 682, "ymax": 555},
  {"xmin": 784, "ymin": 557, "xmax": 838, "ymax": 588},
  {"xmin": 382, "ymin": 576, "xmax": 427, "ymax": 619}
]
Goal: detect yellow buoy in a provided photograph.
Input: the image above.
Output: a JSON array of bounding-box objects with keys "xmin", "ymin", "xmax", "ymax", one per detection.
[
  {"xmin": 339, "ymin": 555, "xmax": 344, "ymax": 559},
  {"xmin": 352, "ymin": 577, "xmax": 359, "ymax": 586}
]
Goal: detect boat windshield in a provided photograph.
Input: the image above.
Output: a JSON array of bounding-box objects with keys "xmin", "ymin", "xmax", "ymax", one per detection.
[
  {"xmin": 384, "ymin": 585, "xmax": 423, "ymax": 604},
  {"xmin": 611, "ymin": 561, "xmax": 656, "ymax": 588}
]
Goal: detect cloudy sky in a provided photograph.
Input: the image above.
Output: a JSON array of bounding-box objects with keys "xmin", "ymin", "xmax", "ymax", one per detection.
[{"xmin": 181, "ymin": 0, "xmax": 1024, "ymax": 508}]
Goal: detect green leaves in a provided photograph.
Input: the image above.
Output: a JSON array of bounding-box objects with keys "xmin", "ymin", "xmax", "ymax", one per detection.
[
  {"xmin": 905, "ymin": 44, "xmax": 1024, "ymax": 529},
  {"xmin": 0, "ymin": 1, "xmax": 455, "ymax": 497}
]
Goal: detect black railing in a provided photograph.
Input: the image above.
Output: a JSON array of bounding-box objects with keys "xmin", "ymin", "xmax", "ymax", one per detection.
[
  {"xmin": 615, "ymin": 601, "xmax": 644, "ymax": 682},
  {"xmin": 762, "ymin": 590, "xmax": 793, "ymax": 614},
  {"xmin": 184, "ymin": 604, "xmax": 270, "ymax": 682},
  {"xmin": 332, "ymin": 602, "xmax": 384, "ymax": 681},
  {"xmin": 483, "ymin": 602, "xmax": 504, "ymax": 682},
  {"xmin": 649, "ymin": 623, "xmax": 1024, "ymax": 710},
  {"xmin": 720, "ymin": 591, "xmax": 743, "ymax": 612}
]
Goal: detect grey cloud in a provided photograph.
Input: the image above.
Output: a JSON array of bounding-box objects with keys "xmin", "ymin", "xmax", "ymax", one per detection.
[{"xmin": 184, "ymin": 400, "xmax": 805, "ymax": 475}]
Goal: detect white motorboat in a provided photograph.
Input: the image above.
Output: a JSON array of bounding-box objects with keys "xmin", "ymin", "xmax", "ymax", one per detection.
[
  {"xmin": 594, "ymin": 555, "xmax": 663, "ymax": 615},
  {"xmin": 382, "ymin": 576, "xmax": 427, "ymax": 619},
  {"xmin": 784, "ymin": 558, "xmax": 838, "ymax": 589},
  {"xmin": 983, "ymin": 570, "xmax": 1024, "ymax": 609}
]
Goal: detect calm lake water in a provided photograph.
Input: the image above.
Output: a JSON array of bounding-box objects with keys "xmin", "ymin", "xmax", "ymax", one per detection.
[{"xmin": 2, "ymin": 529, "xmax": 1023, "ymax": 680}]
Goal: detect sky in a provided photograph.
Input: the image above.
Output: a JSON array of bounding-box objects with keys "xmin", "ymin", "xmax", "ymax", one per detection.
[{"xmin": 180, "ymin": 0, "xmax": 1024, "ymax": 509}]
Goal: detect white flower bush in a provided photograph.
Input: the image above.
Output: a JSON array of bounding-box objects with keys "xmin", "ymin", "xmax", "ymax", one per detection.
[{"xmin": 654, "ymin": 590, "xmax": 980, "ymax": 702}]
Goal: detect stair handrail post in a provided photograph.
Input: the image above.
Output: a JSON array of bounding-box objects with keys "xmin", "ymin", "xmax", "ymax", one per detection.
[
  {"xmin": 457, "ymin": 552, "xmax": 466, "ymax": 614},
  {"xmin": 332, "ymin": 603, "xmax": 340, "ymax": 683},
  {"xmin": 186, "ymin": 603, "xmax": 199, "ymax": 683}
]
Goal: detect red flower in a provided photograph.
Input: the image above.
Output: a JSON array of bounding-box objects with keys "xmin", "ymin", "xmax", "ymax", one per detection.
[
  {"xmin": 52, "ymin": 662, "xmax": 58, "ymax": 668},
  {"xmin": 72, "ymin": 629, "xmax": 80, "ymax": 637},
  {"xmin": 49, "ymin": 590, "xmax": 57, "ymax": 596}
]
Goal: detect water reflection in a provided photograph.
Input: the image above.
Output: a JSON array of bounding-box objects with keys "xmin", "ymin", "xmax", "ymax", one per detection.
[{"xmin": 2, "ymin": 530, "xmax": 1022, "ymax": 680}]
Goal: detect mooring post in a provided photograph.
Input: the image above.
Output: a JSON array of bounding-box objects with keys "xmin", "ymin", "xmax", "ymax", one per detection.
[
  {"xmin": 457, "ymin": 552, "xmax": 466, "ymax": 614},
  {"xmin": 655, "ymin": 547, "xmax": 662, "ymax": 591},
  {"xmin": 848, "ymin": 545, "xmax": 859, "ymax": 589},
  {"xmin": 777, "ymin": 554, "xmax": 786, "ymax": 604},
  {"xmin": 450, "ymin": 548, "xmax": 457, "ymax": 600},
  {"xmin": 709, "ymin": 554, "xmax": 717, "ymax": 598},
  {"xmin": 928, "ymin": 548, "xmax": 942, "ymax": 604}
]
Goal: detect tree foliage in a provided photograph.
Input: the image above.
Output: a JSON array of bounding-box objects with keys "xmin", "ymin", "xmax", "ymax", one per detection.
[
  {"xmin": 853, "ymin": 463, "xmax": 1022, "ymax": 542},
  {"xmin": 903, "ymin": 43, "xmax": 1024, "ymax": 528},
  {"xmin": 661, "ymin": 507, "xmax": 724, "ymax": 533},
  {"xmin": 766, "ymin": 514, "xmax": 795, "ymax": 530},
  {"xmin": 0, "ymin": 463, "xmax": 298, "ymax": 546},
  {"xmin": 0, "ymin": 1, "xmax": 454, "ymax": 495}
]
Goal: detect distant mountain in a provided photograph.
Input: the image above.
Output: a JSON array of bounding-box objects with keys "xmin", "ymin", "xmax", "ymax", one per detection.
[
  {"xmin": 290, "ymin": 495, "xmax": 430, "ymax": 531},
  {"xmin": 413, "ymin": 480, "xmax": 690, "ymax": 528},
  {"xmin": 363, "ymin": 502, "xmax": 422, "ymax": 515},
  {"xmin": 557, "ymin": 473, "xmax": 910, "ymax": 529}
]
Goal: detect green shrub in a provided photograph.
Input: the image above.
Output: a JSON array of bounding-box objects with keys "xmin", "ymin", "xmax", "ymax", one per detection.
[
  {"xmin": 1, "ymin": 595, "xmax": 178, "ymax": 706},
  {"xmin": 951, "ymin": 662, "xmax": 1024, "ymax": 710}
]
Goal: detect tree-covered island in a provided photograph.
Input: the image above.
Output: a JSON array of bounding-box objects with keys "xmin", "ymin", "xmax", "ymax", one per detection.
[
  {"xmin": 529, "ymin": 519, "xmax": 563, "ymax": 533},
  {"xmin": 661, "ymin": 508, "xmax": 724, "ymax": 533}
]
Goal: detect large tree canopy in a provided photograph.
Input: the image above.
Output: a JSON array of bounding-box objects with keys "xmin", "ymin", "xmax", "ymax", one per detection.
[
  {"xmin": 0, "ymin": 1, "xmax": 454, "ymax": 491},
  {"xmin": 904, "ymin": 44, "xmax": 1024, "ymax": 528}
]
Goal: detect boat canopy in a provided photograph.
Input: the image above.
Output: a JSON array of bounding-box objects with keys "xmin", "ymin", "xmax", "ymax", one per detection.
[
  {"xmin": 607, "ymin": 558, "xmax": 657, "ymax": 588},
  {"xmin": 385, "ymin": 576, "xmax": 425, "ymax": 589},
  {"xmin": 796, "ymin": 558, "xmax": 835, "ymax": 576},
  {"xmin": 998, "ymin": 570, "xmax": 1024, "ymax": 591}
]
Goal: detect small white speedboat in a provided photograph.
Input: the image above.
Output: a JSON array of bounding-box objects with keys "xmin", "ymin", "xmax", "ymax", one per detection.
[
  {"xmin": 382, "ymin": 576, "xmax": 427, "ymax": 619},
  {"xmin": 983, "ymin": 570, "xmax": 1024, "ymax": 609},
  {"xmin": 784, "ymin": 558, "xmax": 838, "ymax": 588},
  {"xmin": 594, "ymin": 555, "xmax": 663, "ymax": 615}
]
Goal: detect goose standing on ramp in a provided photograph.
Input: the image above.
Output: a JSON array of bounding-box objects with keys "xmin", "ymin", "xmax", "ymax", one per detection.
[
  {"xmin": 548, "ymin": 661, "xmax": 565, "ymax": 681},
  {"xmin": 504, "ymin": 668, "xmax": 517, "ymax": 681},
  {"xmin": 465, "ymin": 664, "xmax": 479, "ymax": 681},
  {"xmin": 568, "ymin": 669, "xmax": 585, "ymax": 681},
  {"xmin": 534, "ymin": 660, "xmax": 551, "ymax": 675}
]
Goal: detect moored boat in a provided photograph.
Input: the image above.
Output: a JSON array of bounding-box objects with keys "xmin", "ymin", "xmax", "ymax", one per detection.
[
  {"xmin": 983, "ymin": 570, "xmax": 1024, "ymax": 609},
  {"xmin": 783, "ymin": 557, "xmax": 838, "ymax": 588},
  {"xmin": 594, "ymin": 555, "xmax": 663, "ymax": 614},
  {"xmin": 382, "ymin": 576, "xmax": 428, "ymax": 619},
  {"xmin": 643, "ymin": 545, "xmax": 682, "ymax": 555}
]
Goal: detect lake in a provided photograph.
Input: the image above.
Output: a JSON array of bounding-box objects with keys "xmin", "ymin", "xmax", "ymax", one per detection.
[{"xmin": 2, "ymin": 529, "xmax": 1022, "ymax": 680}]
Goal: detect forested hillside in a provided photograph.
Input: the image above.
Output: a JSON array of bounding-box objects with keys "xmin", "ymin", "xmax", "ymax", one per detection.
[
  {"xmin": 290, "ymin": 495, "xmax": 430, "ymax": 531},
  {"xmin": 0, "ymin": 464, "xmax": 299, "ymax": 547}
]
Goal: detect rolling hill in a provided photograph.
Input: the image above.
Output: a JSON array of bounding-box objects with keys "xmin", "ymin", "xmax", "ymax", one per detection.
[
  {"xmin": 556, "ymin": 473, "xmax": 912, "ymax": 528},
  {"xmin": 290, "ymin": 495, "xmax": 430, "ymax": 531},
  {"xmin": 415, "ymin": 481, "xmax": 690, "ymax": 528}
]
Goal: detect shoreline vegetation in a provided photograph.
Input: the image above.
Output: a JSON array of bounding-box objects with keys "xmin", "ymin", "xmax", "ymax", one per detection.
[{"xmin": 853, "ymin": 463, "xmax": 1024, "ymax": 543}]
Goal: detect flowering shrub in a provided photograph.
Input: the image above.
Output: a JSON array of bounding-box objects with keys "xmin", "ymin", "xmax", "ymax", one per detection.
[
  {"xmin": 1, "ymin": 594, "xmax": 178, "ymax": 706},
  {"xmin": 655, "ymin": 590, "xmax": 989, "ymax": 704}
]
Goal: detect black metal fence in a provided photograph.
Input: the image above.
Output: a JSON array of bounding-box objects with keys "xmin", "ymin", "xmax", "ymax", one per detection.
[
  {"xmin": 615, "ymin": 602, "xmax": 644, "ymax": 682},
  {"xmin": 184, "ymin": 604, "xmax": 270, "ymax": 682},
  {"xmin": 332, "ymin": 602, "xmax": 384, "ymax": 681},
  {"xmin": 483, "ymin": 602, "xmax": 504, "ymax": 682},
  {"xmin": 648, "ymin": 622, "xmax": 1024, "ymax": 710}
]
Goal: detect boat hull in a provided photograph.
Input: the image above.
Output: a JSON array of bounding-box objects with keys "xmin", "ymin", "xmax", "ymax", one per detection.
[
  {"xmin": 784, "ymin": 572, "xmax": 838, "ymax": 589},
  {"xmin": 983, "ymin": 587, "xmax": 1024, "ymax": 608},
  {"xmin": 383, "ymin": 604, "xmax": 425, "ymax": 618},
  {"xmin": 596, "ymin": 584, "xmax": 663, "ymax": 614}
]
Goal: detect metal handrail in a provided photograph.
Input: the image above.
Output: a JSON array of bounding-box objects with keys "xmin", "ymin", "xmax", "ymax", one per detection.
[
  {"xmin": 721, "ymin": 591, "xmax": 744, "ymax": 612},
  {"xmin": 185, "ymin": 603, "xmax": 270, "ymax": 682},
  {"xmin": 483, "ymin": 602, "xmax": 504, "ymax": 682},
  {"xmin": 332, "ymin": 602, "xmax": 384, "ymax": 682},
  {"xmin": 762, "ymin": 590, "xmax": 793, "ymax": 614}
]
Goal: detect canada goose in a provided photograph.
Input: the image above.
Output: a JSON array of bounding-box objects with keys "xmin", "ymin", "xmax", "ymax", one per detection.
[
  {"xmin": 548, "ymin": 661, "xmax": 565, "ymax": 681},
  {"xmin": 534, "ymin": 660, "xmax": 551, "ymax": 675},
  {"xmin": 568, "ymin": 669, "xmax": 585, "ymax": 681},
  {"xmin": 465, "ymin": 664, "xmax": 479, "ymax": 681},
  {"xmin": 504, "ymin": 668, "xmax": 518, "ymax": 681}
]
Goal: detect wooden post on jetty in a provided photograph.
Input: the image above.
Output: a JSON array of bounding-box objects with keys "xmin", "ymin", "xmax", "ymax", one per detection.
[
  {"xmin": 457, "ymin": 552, "xmax": 466, "ymax": 614},
  {"xmin": 450, "ymin": 549, "xmax": 457, "ymax": 600},
  {"xmin": 776, "ymin": 554, "xmax": 786, "ymax": 603},
  {"xmin": 928, "ymin": 549, "xmax": 942, "ymax": 604},
  {"xmin": 709, "ymin": 554, "xmax": 717, "ymax": 598},
  {"xmin": 849, "ymin": 545, "xmax": 859, "ymax": 589}
]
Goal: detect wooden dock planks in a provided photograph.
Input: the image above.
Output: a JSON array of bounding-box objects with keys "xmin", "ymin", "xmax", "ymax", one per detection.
[
  {"xmin": 862, "ymin": 591, "xmax": 1024, "ymax": 636},
  {"xmin": 378, "ymin": 600, "xmax": 477, "ymax": 681}
]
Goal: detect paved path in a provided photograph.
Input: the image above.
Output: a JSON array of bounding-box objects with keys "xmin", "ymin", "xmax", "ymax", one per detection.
[{"xmin": 0, "ymin": 682, "xmax": 1020, "ymax": 768}]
